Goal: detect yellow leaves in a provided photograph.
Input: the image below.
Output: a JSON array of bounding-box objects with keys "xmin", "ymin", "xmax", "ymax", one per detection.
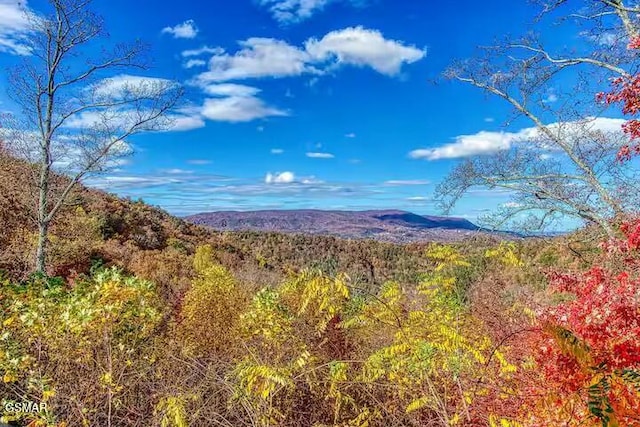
[
  {"xmin": 179, "ymin": 254, "xmax": 244, "ymax": 356},
  {"xmin": 488, "ymin": 415, "xmax": 523, "ymax": 427},
  {"xmin": 3, "ymin": 316, "xmax": 14, "ymax": 327},
  {"xmin": 3, "ymin": 371, "xmax": 17, "ymax": 383},
  {"xmin": 485, "ymin": 242, "xmax": 524, "ymax": 267},
  {"xmin": 406, "ymin": 396, "xmax": 430, "ymax": 413},
  {"xmin": 282, "ymin": 270, "xmax": 350, "ymax": 334},
  {"xmin": 294, "ymin": 350, "xmax": 312, "ymax": 369},
  {"xmin": 100, "ymin": 371, "xmax": 122, "ymax": 392},
  {"xmin": 495, "ymin": 350, "xmax": 518, "ymax": 376},
  {"xmin": 42, "ymin": 389, "xmax": 56, "ymax": 401},
  {"xmin": 329, "ymin": 361, "xmax": 349, "ymax": 383},
  {"xmin": 545, "ymin": 324, "xmax": 593, "ymax": 369},
  {"xmin": 379, "ymin": 281, "xmax": 401, "ymax": 303},
  {"xmin": 156, "ymin": 396, "xmax": 189, "ymax": 427},
  {"xmin": 236, "ymin": 362, "xmax": 294, "ymax": 400},
  {"xmin": 426, "ymin": 244, "xmax": 471, "ymax": 271},
  {"xmin": 193, "ymin": 244, "xmax": 215, "ymax": 274}
]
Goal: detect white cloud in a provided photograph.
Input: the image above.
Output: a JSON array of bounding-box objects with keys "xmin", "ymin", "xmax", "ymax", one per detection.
[
  {"xmin": 345, "ymin": 132, "xmax": 356, "ymax": 138},
  {"xmin": 410, "ymin": 131, "xmax": 513, "ymax": 160},
  {"xmin": 195, "ymin": 38, "xmax": 312, "ymax": 82},
  {"xmin": 259, "ymin": 0, "xmax": 332, "ymax": 23},
  {"xmin": 202, "ymin": 83, "xmax": 261, "ymax": 97},
  {"xmin": 265, "ymin": 171, "xmax": 295, "ymax": 184},
  {"xmin": 92, "ymin": 74, "xmax": 175, "ymax": 100},
  {"xmin": 580, "ymin": 30, "xmax": 620, "ymax": 46},
  {"xmin": 484, "ymin": 117, "xmax": 495, "ymax": 123},
  {"xmin": 162, "ymin": 168, "xmax": 193, "ymax": 175},
  {"xmin": 162, "ymin": 20, "xmax": 199, "ymax": 39},
  {"xmin": 167, "ymin": 114, "xmax": 206, "ymax": 131},
  {"xmin": 184, "ymin": 59, "xmax": 206, "ymax": 69},
  {"xmin": 384, "ymin": 180, "xmax": 430, "ymax": 186},
  {"xmin": 182, "ymin": 45, "xmax": 224, "ymax": 57},
  {"xmin": 271, "ymin": 148, "xmax": 284, "ymax": 154},
  {"xmin": 306, "ymin": 152, "xmax": 335, "ymax": 159},
  {"xmin": 201, "ymin": 96, "xmax": 287, "ymax": 122},
  {"xmin": 0, "ymin": 0, "xmax": 32, "ymax": 55},
  {"xmin": 305, "ymin": 27, "xmax": 426, "ymax": 75},
  {"xmin": 62, "ymin": 75, "xmax": 185, "ymax": 130},
  {"xmin": 407, "ymin": 196, "xmax": 429, "ymax": 201},
  {"xmin": 410, "ymin": 117, "xmax": 627, "ymax": 161},
  {"xmin": 193, "ymin": 27, "xmax": 424, "ymax": 83},
  {"xmin": 301, "ymin": 176, "xmax": 323, "ymax": 184}
]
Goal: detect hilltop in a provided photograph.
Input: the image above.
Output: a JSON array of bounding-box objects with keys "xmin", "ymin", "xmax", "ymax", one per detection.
[{"xmin": 186, "ymin": 209, "xmax": 489, "ymax": 243}]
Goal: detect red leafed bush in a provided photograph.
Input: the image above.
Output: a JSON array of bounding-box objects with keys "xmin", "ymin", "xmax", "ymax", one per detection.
[
  {"xmin": 597, "ymin": 36, "xmax": 640, "ymax": 161},
  {"xmin": 526, "ymin": 219, "xmax": 640, "ymax": 425}
]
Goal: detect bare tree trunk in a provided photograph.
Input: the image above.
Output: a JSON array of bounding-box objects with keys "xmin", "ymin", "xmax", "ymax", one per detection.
[
  {"xmin": 35, "ymin": 219, "xmax": 49, "ymax": 274},
  {"xmin": 35, "ymin": 147, "xmax": 51, "ymax": 274},
  {"xmin": 7, "ymin": 0, "xmax": 182, "ymax": 274}
]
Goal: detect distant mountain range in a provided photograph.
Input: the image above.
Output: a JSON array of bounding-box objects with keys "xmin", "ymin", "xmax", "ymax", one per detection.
[{"xmin": 185, "ymin": 209, "xmax": 510, "ymax": 243}]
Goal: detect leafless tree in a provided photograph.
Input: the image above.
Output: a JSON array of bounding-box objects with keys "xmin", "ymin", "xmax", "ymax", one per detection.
[
  {"xmin": 436, "ymin": 0, "xmax": 640, "ymax": 237},
  {"xmin": 1, "ymin": 0, "xmax": 183, "ymax": 273}
]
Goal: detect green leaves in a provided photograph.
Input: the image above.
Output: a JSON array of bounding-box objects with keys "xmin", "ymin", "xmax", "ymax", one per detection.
[{"xmin": 587, "ymin": 376, "xmax": 618, "ymax": 427}]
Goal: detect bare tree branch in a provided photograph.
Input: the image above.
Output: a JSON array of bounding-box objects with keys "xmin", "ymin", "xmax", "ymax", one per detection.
[{"xmin": 2, "ymin": 0, "xmax": 183, "ymax": 273}]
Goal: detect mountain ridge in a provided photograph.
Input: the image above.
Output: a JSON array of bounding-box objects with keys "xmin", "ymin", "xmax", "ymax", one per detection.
[{"xmin": 185, "ymin": 209, "xmax": 494, "ymax": 244}]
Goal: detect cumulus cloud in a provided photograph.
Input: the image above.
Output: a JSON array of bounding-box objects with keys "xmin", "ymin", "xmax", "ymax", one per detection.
[
  {"xmin": 193, "ymin": 27, "xmax": 425, "ymax": 84},
  {"xmin": 410, "ymin": 117, "xmax": 627, "ymax": 161},
  {"xmin": 305, "ymin": 27, "xmax": 425, "ymax": 75},
  {"xmin": 265, "ymin": 171, "xmax": 295, "ymax": 184},
  {"xmin": 410, "ymin": 131, "xmax": 513, "ymax": 160},
  {"xmin": 306, "ymin": 152, "xmax": 335, "ymax": 159},
  {"xmin": 195, "ymin": 38, "xmax": 313, "ymax": 82},
  {"xmin": 0, "ymin": 0, "xmax": 33, "ymax": 55},
  {"xmin": 201, "ymin": 96, "xmax": 287, "ymax": 122},
  {"xmin": 167, "ymin": 114, "xmax": 206, "ymax": 131},
  {"xmin": 162, "ymin": 20, "xmax": 199, "ymax": 39},
  {"xmin": 202, "ymin": 83, "xmax": 261, "ymax": 97}
]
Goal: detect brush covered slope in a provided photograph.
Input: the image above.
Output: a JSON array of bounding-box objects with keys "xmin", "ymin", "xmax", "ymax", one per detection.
[{"xmin": 1, "ymin": 150, "xmax": 638, "ymax": 427}]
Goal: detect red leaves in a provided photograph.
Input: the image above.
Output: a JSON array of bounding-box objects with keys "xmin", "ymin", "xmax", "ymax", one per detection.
[
  {"xmin": 525, "ymin": 219, "xmax": 640, "ymax": 423},
  {"xmin": 599, "ymin": 36, "xmax": 640, "ymax": 161}
]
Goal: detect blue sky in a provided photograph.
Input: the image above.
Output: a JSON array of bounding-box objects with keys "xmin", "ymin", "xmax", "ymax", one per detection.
[{"xmin": 0, "ymin": 0, "xmax": 624, "ymax": 226}]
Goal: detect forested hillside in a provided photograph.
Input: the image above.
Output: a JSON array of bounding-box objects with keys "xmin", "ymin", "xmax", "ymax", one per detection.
[{"xmin": 3, "ymin": 149, "xmax": 639, "ymax": 426}]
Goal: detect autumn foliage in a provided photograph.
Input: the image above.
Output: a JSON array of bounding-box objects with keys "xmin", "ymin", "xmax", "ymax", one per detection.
[
  {"xmin": 598, "ymin": 36, "xmax": 640, "ymax": 161},
  {"xmin": 1, "ymin": 153, "xmax": 639, "ymax": 426},
  {"xmin": 512, "ymin": 219, "xmax": 640, "ymax": 426}
]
